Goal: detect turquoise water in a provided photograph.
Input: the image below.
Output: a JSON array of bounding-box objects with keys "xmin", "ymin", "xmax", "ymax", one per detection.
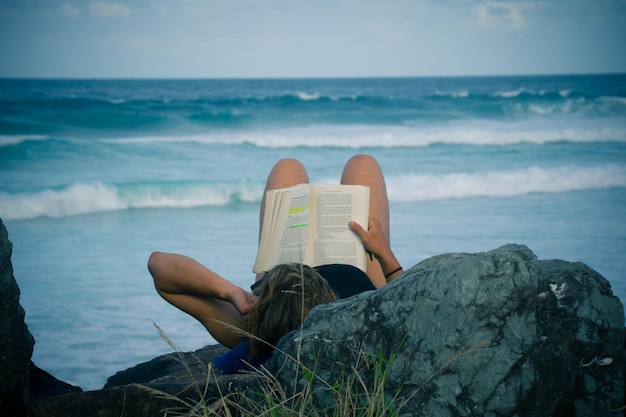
[{"xmin": 1, "ymin": 75, "xmax": 625, "ymax": 390}]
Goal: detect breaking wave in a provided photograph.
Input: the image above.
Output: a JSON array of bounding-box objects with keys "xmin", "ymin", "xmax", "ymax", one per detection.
[
  {"xmin": 0, "ymin": 181, "xmax": 265, "ymax": 220},
  {"xmin": 2, "ymin": 165, "xmax": 624, "ymax": 220},
  {"xmin": 386, "ymin": 164, "xmax": 626, "ymax": 202}
]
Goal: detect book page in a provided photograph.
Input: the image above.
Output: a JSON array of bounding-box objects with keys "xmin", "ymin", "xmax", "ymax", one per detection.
[
  {"xmin": 253, "ymin": 184, "xmax": 311, "ymax": 273},
  {"xmin": 275, "ymin": 185, "xmax": 310, "ymax": 265},
  {"xmin": 306, "ymin": 184, "xmax": 369, "ymax": 271}
]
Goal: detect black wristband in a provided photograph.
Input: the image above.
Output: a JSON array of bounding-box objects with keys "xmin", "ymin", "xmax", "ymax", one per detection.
[{"xmin": 384, "ymin": 266, "xmax": 403, "ymax": 279}]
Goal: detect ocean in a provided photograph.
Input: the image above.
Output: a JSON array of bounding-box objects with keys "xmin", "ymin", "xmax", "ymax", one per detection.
[{"xmin": 1, "ymin": 75, "xmax": 625, "ymax": 391}]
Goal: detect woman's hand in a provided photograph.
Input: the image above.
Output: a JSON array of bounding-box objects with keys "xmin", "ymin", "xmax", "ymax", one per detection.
[
  {"xmin": 349, "ymin": 218, "xmax": 402, "ymax": 281},
  {"xmin": 349, "ymin": 218, "xmax": 392, "ymax": 261},
  {"xmin": 227, "ymin": 286, "xmax": 257, "ymax": 319}
]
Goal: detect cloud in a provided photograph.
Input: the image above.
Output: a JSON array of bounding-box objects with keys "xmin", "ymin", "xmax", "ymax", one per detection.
[
  {"xmin": 476, "ymin": 2, "xmax": 529, "ymax": 29},
  {"xmin": 60, "ymin": 2, "xmax": 80, "ymax": 18},
  {"xmin": 90, "ymin": 1, "xmax": 132, "ymax": 18},
  {"xmin": 150, "ymin": 2, "xmax": 168, "ymax": 17}
]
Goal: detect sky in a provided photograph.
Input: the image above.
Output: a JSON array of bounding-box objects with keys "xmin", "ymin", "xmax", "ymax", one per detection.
[{"xmin": 0, "ymin": 0, "xmax": 625, "ymax": 78}]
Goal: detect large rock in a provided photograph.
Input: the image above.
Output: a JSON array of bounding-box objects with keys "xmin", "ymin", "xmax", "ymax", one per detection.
[
  {"xmin": 0, "ymin": 219, "xmax": 36, "ymax": 416},
  {"xmin": 29, "ymin": 344, "xmax": 261, "ymax": 417},
  {"xmin": 268, "ymin": 244, "xmax": 624, "ymax": 416},
  {"xmin": 23, "ymin": 243, "xmax": 626, "ymax": 416}
]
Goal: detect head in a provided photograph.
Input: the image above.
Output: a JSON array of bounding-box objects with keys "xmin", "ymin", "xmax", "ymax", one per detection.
[{"xmin": 248, "ymin": 263, "xmax": 338, "ymax": 356}]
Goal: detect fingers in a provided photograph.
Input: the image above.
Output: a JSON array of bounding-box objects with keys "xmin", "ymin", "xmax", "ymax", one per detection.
[
  {"xmin": 229, "ymin": 287, "xmax": 257, "ymax": 319},
  {"xmin": 349, "ymin": 218, "xmax": 382, "ymax": 241},
  {"xmin": 246, "ymin": 291, "xmax": 258, "ymax": 305},
  {"xmin": 349, "ymin": 220, "xmax": 366, "ymax": 237},
  {"xmin": 241, "ymin": 291, "xmax": 257, "ymax": 311},
  {"xmin": 350, "ymin": 217, "xmax": 390, "ymax": 258},
  {"xmin": 349, "ymin": 219, "xmax": 376, "ymax": 252}
]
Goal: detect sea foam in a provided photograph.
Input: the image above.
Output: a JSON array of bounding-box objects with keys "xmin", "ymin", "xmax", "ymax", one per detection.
[
  {"xmin": 386, "ymin": 164, "xmax": 626, "ymax": 202},
  {"xmin": 101, "ymin": 121, "xmax": 626, "ymax": 149},
  {"xmin": 2, "ymin": 165, "xmax": 624, "ymax": 220},
  {"xmin": 0, "ymin": 135, "xmax": 50, "ymax": 146},
  {"xmin": 0, "ymin": 181, "xmax": 265, "ymax": 220}
]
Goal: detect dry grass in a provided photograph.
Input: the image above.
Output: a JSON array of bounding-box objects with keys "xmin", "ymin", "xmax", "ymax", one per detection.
[
  {"xmin": 142, "ymin": 265, "xmax": 476, "ymax": 416},
  {"xmin": 140, "ymin": 319, "xmax": 480, "ymax": 417}
]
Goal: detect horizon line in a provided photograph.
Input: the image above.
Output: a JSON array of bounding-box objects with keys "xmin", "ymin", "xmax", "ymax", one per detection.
[{"xmin": 1, "ymin": 71, "xmax": 625, "ymax": 81}]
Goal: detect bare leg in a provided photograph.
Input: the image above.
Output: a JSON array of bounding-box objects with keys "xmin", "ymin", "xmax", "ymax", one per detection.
[
  {"xmin": 341, "ymin": 154, "xmax": 390, "ymax": 287},
  {"xmin": 256, "ymin": 158, "xmax": 309, "ymax": 280},
  {"xmin": 259, "ymin": 158, "xmax": 310, "ymax": 229}
]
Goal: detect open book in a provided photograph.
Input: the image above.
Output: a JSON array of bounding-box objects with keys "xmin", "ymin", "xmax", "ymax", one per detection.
[{"xmin": 253, "ymin": 184, "xmax": 370, "ymax": 274}]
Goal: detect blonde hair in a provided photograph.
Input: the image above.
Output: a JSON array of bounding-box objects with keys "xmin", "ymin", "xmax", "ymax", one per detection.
[{"xmin": 248, "ymin": 263, "xmax": 338, "ymax": 356}]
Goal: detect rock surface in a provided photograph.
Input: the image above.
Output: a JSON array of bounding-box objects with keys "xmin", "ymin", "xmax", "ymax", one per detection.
[
  {"xmin": 0, "ymin": 219, "xmax": 35, "ymax": 416},
  {"xmin": 29, "ymin": 344, "xmax": 261, "ymax": 417},
  {"xmin": 3, "ymin": 224, "xmax": 621, "ymax": 416},
  {"xmin": 268, "ymin": 244, "xmax": 625, "ymax": 416}
]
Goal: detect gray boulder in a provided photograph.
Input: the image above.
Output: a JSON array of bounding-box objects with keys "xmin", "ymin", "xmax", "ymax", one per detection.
[
  {"xmin": 17, "ymin": 240, "xmax": 626, "ymax": 416},
  {"xmin": 0, "ymin": 219, "xmax": 36, "ymax": 416},
  {"xmin": 268, "ymin": 244, "xmax": 624, "ymax": 416},
  {"xmin": 30, "ymin": 344, "xmax": 261, "ymax": 417}
]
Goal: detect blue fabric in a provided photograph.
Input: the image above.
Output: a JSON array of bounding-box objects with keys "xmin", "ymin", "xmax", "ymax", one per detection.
[{"xmin": 213, "ymin": 341, "xmax": 273, "ymax": 374}]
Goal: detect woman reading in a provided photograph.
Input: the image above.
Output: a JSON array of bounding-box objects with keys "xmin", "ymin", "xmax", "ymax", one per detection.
[{"xmin": 147, "ymin": 154, "xmax": 403, "ymax": 371}]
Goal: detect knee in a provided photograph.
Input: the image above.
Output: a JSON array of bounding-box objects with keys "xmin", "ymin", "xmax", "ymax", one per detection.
[
  {"xmin": 267, "ymin": 158, "xmax": 309, "ymax": 188},
  {"xmin": 147, "ymin": 251, "xmax": 163, "ymax": 280},
  {"xmin": 344, "ymin": 154, "xmax": 380, "ymax": 172},
  {"xmin": 272, "ymin": 158, "xmax": 306, "ymax": 174}
]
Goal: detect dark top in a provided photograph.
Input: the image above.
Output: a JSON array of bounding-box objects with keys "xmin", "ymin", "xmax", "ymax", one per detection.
[{"xmin": 251, "ymin": 263, "xmax": 376, "ymax": 299}]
